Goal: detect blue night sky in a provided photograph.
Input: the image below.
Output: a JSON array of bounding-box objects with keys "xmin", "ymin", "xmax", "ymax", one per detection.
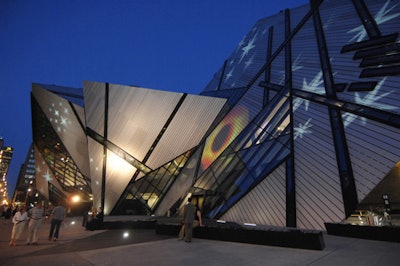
[{"xmin": 0, "ymin": 0, "xmax": 308, "ymax": 198}]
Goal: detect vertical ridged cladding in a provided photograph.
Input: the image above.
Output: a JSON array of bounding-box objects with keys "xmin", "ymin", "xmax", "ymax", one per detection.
[
  {"xmin": 83, "ymin": 80, "xmax": 106, "ymax": 135},
  {"xmin": 87, "ymin": 138, "xmax": 104, "ymax": 213},
  {"xmin": 146, "ymin": 94, "xmax": 227, "ymax": 169},
  {"xmin": 33, "ymin": 146, "xmax": 50, "ymax": 199},
  {"xmin": 221, "ymin": 163, "xmax": 286, "ymax": 227},
  {"xmin": 293, "ymin": 100, "xmax": 345, "ymax": 230},
  {"xmin": 319, "ymin": 0, "xmax": 400, "ymax": 113},
  {"xmin": 194, "ymin": 0, "xmax": 400, "ymax": 230},
  {"xmin": 104, "ymin": 149, "xmax": 136, "ymax": 215},
  {"xmin": 84, "ymin": 82, "xmax": 226, "ymax": 214},
  {"xmin": 32, "ymin": 84, "xmax": 90, "ymax": 180},
  {"xmin": 106, "ymin": 83, "xmax": 183, "ymax": 161},
  {"xmin": 344, "ymin": 115, "xmax": 400, "ymax": 203}
]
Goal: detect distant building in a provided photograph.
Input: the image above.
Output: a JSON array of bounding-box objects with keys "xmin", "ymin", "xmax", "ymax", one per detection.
[
  {"xmin": 0, "ymin": 138, "xmax": 13, "ymax": 205},
  {"xmin": 12, "ymin": 143, "xmax": 42, "ymax": 206},
  {"xmin": 27, "ymin": 0, "xmax": 400, "ymax": 230}
]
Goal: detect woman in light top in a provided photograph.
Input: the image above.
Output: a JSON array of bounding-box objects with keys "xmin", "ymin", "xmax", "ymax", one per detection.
[{"xmin": 9, "ymin": 205, "xmax": 28, "ymax": 246}]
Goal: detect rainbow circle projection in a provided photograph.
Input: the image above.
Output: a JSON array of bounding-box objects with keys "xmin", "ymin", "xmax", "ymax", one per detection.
[{"xmin": 201, "ymin": 105, "xmax": 249, "ymax": 170}]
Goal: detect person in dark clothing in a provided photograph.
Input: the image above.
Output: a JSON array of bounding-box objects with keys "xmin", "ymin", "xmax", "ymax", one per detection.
[
  {"xmin": 178, "ymin": 204, "xmax": 204, "ymax": 240},
  {"xmin": 48, "ymin": 201, "xmax": 66, "ymax": 241},
  {"xmin": 3, "ymin": 205, "xmax": 12, "ymax": 224},
  {"xmin": 183, "ymin": 197, "xmax": 196, "ymax": 242},
  {"xmin": 86, "ymin": 207, "xmax": 103, "ymax": 230}
]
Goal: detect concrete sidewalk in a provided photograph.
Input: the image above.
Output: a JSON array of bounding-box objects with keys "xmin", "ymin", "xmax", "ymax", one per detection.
[{"xmin": 0, "ymin": 217, "xmax": 399, "ymax": 265}]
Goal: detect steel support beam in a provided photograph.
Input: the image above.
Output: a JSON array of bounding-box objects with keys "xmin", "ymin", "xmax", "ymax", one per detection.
[{"xmin": 311, "ymin": 0, "xmax": 358, "ymax": 217}]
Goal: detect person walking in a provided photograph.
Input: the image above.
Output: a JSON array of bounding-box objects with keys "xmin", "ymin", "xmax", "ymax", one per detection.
[
  {"xmin": 183, "ymin": 197, "xmax": 196, "ymax": 243},
  {"xmin": 26, "ymin": 202, "xmax": 44, "ymax": 245},
  {"xmin": 9, "ymin": 205, "xmax": 28, "ymax": 246},
  {"xmin": 48, "ymin": 201, "xmax": 66, "ymax": 242},
  {"xmin": 178, "ymin": 204, "xmax": 204, "ymax": 240}
]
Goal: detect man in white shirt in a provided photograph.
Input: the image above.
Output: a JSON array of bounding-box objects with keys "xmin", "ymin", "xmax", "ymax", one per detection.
[{"xmin": 26, "ymin": 202, "xmax": 44, "ymax": 245}]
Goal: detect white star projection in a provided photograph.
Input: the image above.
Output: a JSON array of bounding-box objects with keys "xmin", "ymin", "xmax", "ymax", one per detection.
[
  {"xmin": 235, "ymin": 38, "xmax": 245, "ymax": 53},
  {"xmin": 347, "ymin": 0, "xmax": 400, "ymax": 42},
  {"xmin": 43, "ymin": 170, "xmax": 53, "ymax": 182},
  {"xmin": 35, "ymin": 165, "xmax": 41, "ymax": 174},
  {"xmin": 292, "ymin": 70, "xmax": 325, "ymax": 115},
  {"xmin": 225, "ymin": 69, "xmax": 234, "ymax": 81},
  {"xmin": 48, "ymin": 101, "xmax": 72, "ymax": 134},
  {"xmin": 294, "ymin": 118, "xmax": 313, "ymax": 139},
  {"xmin": 89, "ymin": 157, "xmax": 101, "ymax": 186},
  {"xmin": 291, "ymin": 70, "xmax": 327, "ymax": 139},
  {"xmin": 343, "ymin": 77, "xmax": 397, "ymax": 127},
  {"xmin": 354, "ymin": 78, "xmax": 396, "ymax": 111},
  {"xmin": 239, "ymin": 33, "xmax": 257, "ymax": 63},
  {"xmin": 244, "ymin": 54, "xmax": 255, "ymax": 70},
  {"xmin": 301, "ymin": 71, "xmax": 326, "ymax": 96},
  {"xmin": 278, "ymin": 54, "xmax": 304, "ymax": 85},
  {"xmin": 262, "ymin": 28, "xmax": 268, "ymax": 35}
]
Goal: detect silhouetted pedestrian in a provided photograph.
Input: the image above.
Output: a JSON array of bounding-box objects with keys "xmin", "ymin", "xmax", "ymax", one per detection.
[
  {"xmin": 48, "ymin": 201, "xmax": 66, "ymax": 241},
  {"xmin": 86, "ymin": 206, "xmax": 103, "ymax": 230},
  {"xmin": 3, "ymin": 205, "xmax": 12, "ymax": 224},
  {"xmin": 183, "ymin": 197, "xmax": 196, "ymax": 242},
  {"xmin": 178, "ymin": 203, "xmax": 204, "ymax": 240}
]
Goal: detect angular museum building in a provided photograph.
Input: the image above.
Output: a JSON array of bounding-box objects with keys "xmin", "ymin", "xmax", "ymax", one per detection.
[{"xmin": 29, "ymin": 0, "xmax": 400, "ymax": 231}]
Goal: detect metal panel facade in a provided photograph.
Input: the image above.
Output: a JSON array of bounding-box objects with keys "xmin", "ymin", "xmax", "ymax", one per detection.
[
  {"xmin": 107, "ymin": 83, "xmax": 183, "ymax": 161},
  {"xmin": 32, "ymin": 84, "xmax": 90, "ymax": 178},
  {"xmin": 147, "ymin": 94, "xmax": 226, "ymax": 169}
]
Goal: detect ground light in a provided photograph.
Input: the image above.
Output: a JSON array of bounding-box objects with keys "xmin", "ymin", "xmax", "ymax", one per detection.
[{"xmin": 243, "ymin": 223, "xmax": 256, "ymax": 226}]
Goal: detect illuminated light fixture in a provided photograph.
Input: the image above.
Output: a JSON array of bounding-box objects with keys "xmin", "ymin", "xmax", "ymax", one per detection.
[
  {"xmin": 243, "ymin": 223, "xmax": 256, "ymax": 226},
  {"xmin": 216, "ymin": 220, "xmax": 226, "ymax": 223},
  {"xmin": 71, "ymin": 221, "xmax": 76, "ymax": 225},
  {"xmin": 123, "ymin": 232, "xmax": 129, "ymax": 238},
  {"xmin": 71, "ymin": 195, "xmax": 80, "ymax": 203}
]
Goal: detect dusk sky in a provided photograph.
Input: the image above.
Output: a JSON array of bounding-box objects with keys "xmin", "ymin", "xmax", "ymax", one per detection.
[{"xmin": 0, "ymin": 0, "xmax": 307, "ymax": 199}]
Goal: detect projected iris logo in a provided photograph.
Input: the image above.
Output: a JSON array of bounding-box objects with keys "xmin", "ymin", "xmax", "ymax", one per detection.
[{"xmin": 201, "ymin": 105, "xmax": 249, "ymax": 170}]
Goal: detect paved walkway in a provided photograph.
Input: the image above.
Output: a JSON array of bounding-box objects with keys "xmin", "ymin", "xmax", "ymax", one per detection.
[{"xmin": 0, "ymin": 217, "xmax": 399, "ymax": 265}]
